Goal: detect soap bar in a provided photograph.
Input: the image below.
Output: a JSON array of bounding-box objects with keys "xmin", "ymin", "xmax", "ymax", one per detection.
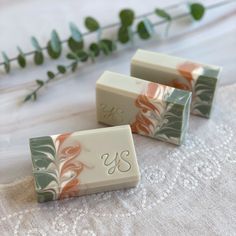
[
  {"xmin": 131, "ymin": 49, "xmax": 222, "ymax": 118},
  {"xmin": 29, "ymin": 125, "xmax": 140, "ymax": 203},
  {"xmin": 96, "ymin": 71, "xmax": 191, "ymax": 145}
]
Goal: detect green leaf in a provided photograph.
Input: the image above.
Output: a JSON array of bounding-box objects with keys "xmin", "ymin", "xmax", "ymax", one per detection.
[
  {"xmin": 32, "ymin": 92, "xmax": 37, "ymax": 101},
  {"xmin": 36, "ymin": 79, "xmax": 44, "ymax": 86},
  {"xmin": 24, "ymin": 94, "xmax": 32, "ymax": 102},
  {"xmin": 47, "ymin": 71, "xmax": 55, "ymax": 79},
  {"xmin": 89, "ymin": 51, "xmax": 95, "ymax": 62},
  {"xmin": 31, "ymin": 36, "xmax": 42, "ymax": 51},
  {"xmin": 85, "ymin": 17, "xmax": 100, "ymax": 32},
  {"xmin": 17, "ymin": 47, "xmax": 26, "ymax": 68},
  {"xmin": 119, "ymin": 9, "xmax": 135, "ymax": 27},
  {"xmin": 137, "ymin": 19, "xmax": 153, "ymax": 39},
  {"xmin": 155, "ymin": 8, "xmax": 171, "ymax": 21},
  {"xmin": 189, "ymin": 3, "xmax": 205, "ymax": 21},
  {"xmin": 118, "ymin": 26, "xmax": 130, "ymax": 44},
  {"xmin": 68, "ymin": 37, "xmax": 84, "ymax": 52},
  {"xmin": 50, "ymin": 30, "xmax": 61, "ymax": 53},
  {"xmin": 17, "ymin": 48, "xmax": 26, "ymax": 68},
  {"xmin": 76, "ymin": 50, "xmax": 88, "ymax": 62},
  {"xmin": 34, "ymin": 51, "xmax": 44, "ymax": 65},
  {"xmin": 99, "ymin": 39, "xmax": 116, "ymax": 55},
  {"xmin": 66, "ymin": 52, "xmax": 78, "ymax": 60},
  {"xmin": 69, "ymin": 22, "xmax": 82, "ymax": 42},
  {"xmin": 1, "ymin": 51, "xmax": 10, "ymax": 73},
  {"xmin": 71, "ymin": 62, "xmax": 78, "ymax": 72},
  {"xmin": 47, "ymin": 41, "xmax": 61, "ymax": 59},
  {"xmin": 57, "ymin": 65, "xmax": 66, "ymax": 74},
  {"xmin": 89, "ymin": 43, "xmax": 100, "ymax": 57}
]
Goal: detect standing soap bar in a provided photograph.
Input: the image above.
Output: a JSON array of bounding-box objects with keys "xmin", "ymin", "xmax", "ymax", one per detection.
[
  {"xmin": 131, "ymin": 49, "xmax": 222, "ymax": 118},
  {"xmin": 29, "ymin": 125, "xmax": 140, "ymax": 203},
  {"xmin": 96, "ymin": 71, "xmax": 191, "ymax": 145}
]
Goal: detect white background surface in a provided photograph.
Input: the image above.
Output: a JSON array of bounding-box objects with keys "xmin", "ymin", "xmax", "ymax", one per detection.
[
  {"xmin": 0, "ymin": 1, "xmax": 236, "ymax": 235},
  {"xmin": 1, "ymin": 0, "xmax": 235, "ymax": 183}
]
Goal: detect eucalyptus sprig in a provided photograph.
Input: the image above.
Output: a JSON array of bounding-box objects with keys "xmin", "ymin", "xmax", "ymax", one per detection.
[{"xmin": 0, "ymin": 1, "xmax": 232, "ymax": 102}]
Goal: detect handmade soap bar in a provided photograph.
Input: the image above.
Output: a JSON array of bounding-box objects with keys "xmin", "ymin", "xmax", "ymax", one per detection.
[
  {"xmin": 96, "ymin": 71, "xmax": 191, "ymax": 145},
  {"xmin": 131, "ymin": 49, "xmax": 222, "ymax": 118},
  {"xmin": 29, "ymin": 125, "xmax": 140, "ymax": 203}
]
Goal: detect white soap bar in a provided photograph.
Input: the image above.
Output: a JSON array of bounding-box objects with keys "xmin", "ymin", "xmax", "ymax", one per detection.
[
  {"xmin": 29, "ymin": 125, "xmax": 140, "ymax": 202},
  {"xmin": 131, "ymin": 49, "xmax": 222, "ymax": 118},
  {"xmin": 96, "ymin": 71, "xmax": 192, "ymax": 145}
]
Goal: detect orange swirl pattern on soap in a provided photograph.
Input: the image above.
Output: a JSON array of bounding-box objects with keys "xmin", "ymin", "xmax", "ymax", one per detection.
[
  {"xmin": 131, "ymin": 82, "xmax": 173, "ymax": 136},
  {"xmin": 55, "ymin": 133, "xmax": 86, "ymax": 199},
  {"xmin": 172, "ymin": 62, "xmax": 201, "ymax": 91}
]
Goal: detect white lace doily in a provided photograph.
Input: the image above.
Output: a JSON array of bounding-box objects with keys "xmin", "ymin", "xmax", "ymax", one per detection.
[{"xmin": 0, "ymin": 84, "xmax": 236, "ymax": 236}]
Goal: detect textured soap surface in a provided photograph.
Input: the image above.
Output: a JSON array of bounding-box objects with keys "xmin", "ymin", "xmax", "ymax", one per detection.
[
  {"xmin": 131, "ymin": 49, "xmax": 222, "ymax": 118},
  {"xmin": 96, "ymin": 71, "xmax": 191, "ymax": 145},
  {"xmin": 29, "ymin": 125, "xmax": 140, "ymax": 203}
]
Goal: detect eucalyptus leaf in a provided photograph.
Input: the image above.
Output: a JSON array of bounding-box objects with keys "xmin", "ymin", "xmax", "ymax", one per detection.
[
  {"xmin": 32, "ymin": 92, "xmax": 37, "ymax": 101},
  {"xmin": 137, "ymin": 19, "xmax": 153, "ymax": 39},
  {"xmin": 155, "ymin": 8, "xmax": 171, "ymax": 21},
  {"xmin": 118, "ymin": 26, "xmax": 130, "ymax": 44},
  {"xmin": 89, "ymin": 43, "xmax": 100, "ymax": 57},
  {"xmin": 99, "ymin": 39, "xmax": 116, "ymax": 55},
  {"xmin": 34, "ymin": 51, "xmax": 44, "ymax": 65},
  {"xmin": 17, "ymin": 55, "xmax": 26, "ymax": 68},
  {"xmin": 69, "ymin": 22, "xmax": 82, "ymax": 42},
  {"xmin": 119, "ymin": 9, "xmax": 135, "ymax": 26},
  {"xmin": 36, "ymin": 79, "xmax": 44, "ymax": 86},
  {"xmin": 47, "ymin": 71, "xmax": 55, "ymax": 79},
  {"xmin": 57, "ymin": 65, "xmax": 66, "ymax": 74},
  {"xmin": 66, "ymin": 52, "xmax": 78, "ymax": 60},
  {"xmin": 99, "ymin": 42, "xmax": 109, "ymax": 55},
  {"xmin": 24, "ymin": 94, "xmax": 32, "ymax": 102},
  {"xmin": 31, "ymin": 36, "xmax": 42, "ymax": 51},
  {"xmin": 68, "ymin": 37, "xmax": 84, "ymax": 52},
  {"xmin": 143, "ymin": 18, "xmax": 154, "ymax": 34},
  {"xmin": 89, "ymin": 51, "xmax": 95, "ymax": 62},
  {"xmin": 17, "ymin": 47, "xmax": 26, "ymax": 68},
  {"xmin": 50, "ymin": 30, "xmax": 61, "ymax": 53},
  {"xmin": 190, "ymin": 3, "xmax": 205, "ymax": 21},
  {"xmin": 85, "ymin": 17, "xmax": 100, "ymax": 32},
  {"xmin": 47, "ymin": 41, "xmax": 61, "ymax": 59},
  {"xmin": 76, "ymin": 50, "xmax": 88, "ymax": 62},
  {"xmin": 1, "ymin": 51, "xmax": 10, "ymax": 73},
  {"xmin": 71, "ymin": 62, "xmax": 78, "ymax": 72}
]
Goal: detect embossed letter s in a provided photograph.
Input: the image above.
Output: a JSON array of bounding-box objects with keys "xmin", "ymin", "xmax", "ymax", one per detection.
[{"xmin": 101, "ymin": 150, "xmax": 131, "ymax": 175}]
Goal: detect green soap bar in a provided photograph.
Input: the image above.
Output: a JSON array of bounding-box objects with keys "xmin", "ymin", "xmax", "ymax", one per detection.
[
  {"xmin": 96, "ymin": 71, "xmax": 192, "ymax": 145},
  {"xmin": 131, "ymin": 49, "xmax": 222, "ymax": 118}
]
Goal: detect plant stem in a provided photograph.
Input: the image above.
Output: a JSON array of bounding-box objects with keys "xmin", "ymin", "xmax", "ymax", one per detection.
[
  {"xmin": 0, "ymin": 1, "xmax": 193, "ymax": 67},
  {"xmin": 1, "ymin": 0, "xmax": 234, "ymax": 67},
  {"xmin": 25, "ymin": 0, "xmax": 235, "ymax": 101}
]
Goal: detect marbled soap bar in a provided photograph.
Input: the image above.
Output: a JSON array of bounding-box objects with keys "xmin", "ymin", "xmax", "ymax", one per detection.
[
  {"xmin": 96, "ymin": 71, "xmax": 192, "ymax": 145},
  {"xmin": 131, "ymin": 49, "xmax": 222, "ymax": 118},
  {"xmin": 29, "ymin": 125, "xmax": 140, "ymax": 203}
]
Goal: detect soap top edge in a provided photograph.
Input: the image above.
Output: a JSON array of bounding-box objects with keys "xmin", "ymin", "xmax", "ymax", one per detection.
[
  {"xmin": 29, "ymin": 125, "xmax": 131, "ymax": 143},
  {"xmin": 131, "ymin": 49, "xmax": 222, "ymax": 80},
  {"xmin": 96, "ymin": 70, "xmax": 191, "ymax": 105}
]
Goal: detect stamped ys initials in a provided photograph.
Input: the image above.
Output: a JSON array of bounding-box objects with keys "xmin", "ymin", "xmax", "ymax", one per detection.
[
  {"xmin": 100, "ymin": 104, "xmax": 124, "ymax": 123},
  {"xmin": 101, "ymin": 150, "xmax": 131, "ymax": 175}
]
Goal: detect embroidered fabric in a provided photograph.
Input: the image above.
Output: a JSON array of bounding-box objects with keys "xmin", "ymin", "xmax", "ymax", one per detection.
[{"xmin": 0, "ymin": 84, "xmax": 236, "ymax": 236}]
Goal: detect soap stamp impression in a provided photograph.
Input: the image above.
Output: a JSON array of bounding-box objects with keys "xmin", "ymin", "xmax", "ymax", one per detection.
[
  {"xmin": 101, "ymin": 150, "xmax": 131, "ymax": 174},
  {"xmin": 100, "ymin": 104, "xmax": 124, "ymax": 123}
]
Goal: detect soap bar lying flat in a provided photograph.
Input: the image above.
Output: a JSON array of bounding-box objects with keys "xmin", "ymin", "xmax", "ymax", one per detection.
[
  {"xmin": 131, "ymin": 49, "xmax": 222, "ymax": 118},
  {"xmin": 96, "ymin": 71, "xmax": 191, "ymax": 145},
  {"xmin": 29, "ymin": 125, "xmax": 140, "ymax": 203}
]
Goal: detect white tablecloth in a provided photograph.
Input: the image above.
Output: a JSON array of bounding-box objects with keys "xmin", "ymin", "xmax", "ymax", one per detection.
[{"xmin": 0, "ymin": 0, "xmax": 236, "ymax": 235}]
